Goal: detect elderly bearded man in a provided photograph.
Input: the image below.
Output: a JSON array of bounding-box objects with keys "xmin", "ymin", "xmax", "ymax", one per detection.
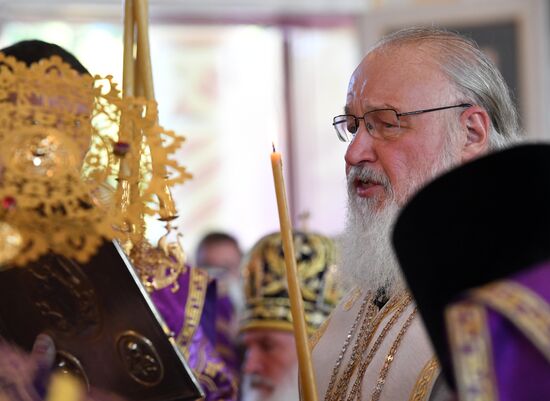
[
  {"xmin": 240, "ymin": 231, "xmax": 340, "ymax": 401},
  {"xmin": 311, "ymin": 26, "xmax": 520, "ymax": 401}
]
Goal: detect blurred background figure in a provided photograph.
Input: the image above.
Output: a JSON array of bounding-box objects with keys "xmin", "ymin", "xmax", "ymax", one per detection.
[
  {"xmin": 196, "ymin": 232, "xmax": 242, "ymax": 282},
  {"xmin": 239, "ymin": 231, "xmax": 340, "ymax": 401},
  {"xmin": 195, "ymin": 232, "xmax": 244, "ymax": 376},
  {"xmin": 0, "ymin": 41, "xmax": 106, "ymax": 401}
]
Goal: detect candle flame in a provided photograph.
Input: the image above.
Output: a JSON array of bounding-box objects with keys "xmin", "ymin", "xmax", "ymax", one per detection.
[{"xmin": 271, "ymin": 134, "xmax": 279, "ymax": 152}]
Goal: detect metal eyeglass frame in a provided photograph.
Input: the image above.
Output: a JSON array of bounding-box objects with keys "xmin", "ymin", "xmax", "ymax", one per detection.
[{"xmin": 332, "ymin": 102, "xmax": 473, "ymax": 141}]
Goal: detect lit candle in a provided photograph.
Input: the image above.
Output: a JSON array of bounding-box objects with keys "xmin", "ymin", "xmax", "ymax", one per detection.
[{"xmin": 270, "ymin": 144, "xmax": 319, "ymax": 401}]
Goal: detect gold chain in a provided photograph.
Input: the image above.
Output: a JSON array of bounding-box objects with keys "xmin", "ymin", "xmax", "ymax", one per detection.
[
  {"xmin": 324, "ymin": 291, "xmax": 374, "ymax": 401},
  {"xmin": 370, "ymin": 307, "xmax": 417, "ymax": 401},
  {"xmin": 335, "ymin": 297, "xmax": 400, "ymax": 398},
  {"xmin": 325, "ymin": 293, "xmax": 409, "ymax": 401},
  {"xmin": 346, "ymin": 295, "xmax": 412, "ymax": 401}
]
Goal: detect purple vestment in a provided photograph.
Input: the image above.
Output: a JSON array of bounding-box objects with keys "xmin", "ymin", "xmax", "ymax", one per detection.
[
  {"xmin": 215, "ymin": 291, "xmax": 241, "ymax": 377},
  {"xmin": 448, "ymin": 261, "xmax": 550, "ymax": 401},
  {"xmin": 150, "ymin": 267, "xmax": 237, "ymax": 401},
  {"xmin": 487, "ymin": 261, "xmax": 550, "ymax": 401}
]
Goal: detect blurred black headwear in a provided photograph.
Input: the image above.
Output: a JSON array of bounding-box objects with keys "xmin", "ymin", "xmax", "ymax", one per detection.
[
  {"xmin": 1, "ymin": 40, "xmax": 89, "ymax": 75},
  {"xmin": 392, "ymin": 143, "xmax": 550, "ymax": 389}
]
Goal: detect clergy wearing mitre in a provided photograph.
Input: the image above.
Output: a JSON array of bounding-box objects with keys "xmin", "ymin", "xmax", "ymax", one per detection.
[
  {"xmin": 0, "ymin": 40, "xmax": 236, "ymax": 401},
  {"xmin": 310, "ymin": 26, "xmax": 520, "ymax": 400},
  {"xmin": 0, "ymin": 40, "xmax": 119, "ymax": 401},
  {"xmin": 239, "ymin": 231, "xmax": 340, "ymax": 401}
]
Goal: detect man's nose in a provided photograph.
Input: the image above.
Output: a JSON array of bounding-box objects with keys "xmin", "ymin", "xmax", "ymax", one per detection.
[
  {"xmin": 344, "ymin": 127, "xmax": 377, "ymax": 167},
  {"xmin": 243, "ymin": 348, "xmax": 263, "ymax": 375}
]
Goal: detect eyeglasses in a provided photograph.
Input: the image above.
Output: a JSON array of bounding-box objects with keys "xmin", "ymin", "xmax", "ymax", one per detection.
[{"xmin": 332, "ymin": 103, "xmax": 472, "ymax": 142}]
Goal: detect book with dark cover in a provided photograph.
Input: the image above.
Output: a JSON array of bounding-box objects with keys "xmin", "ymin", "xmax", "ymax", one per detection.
[{"xmin": 0, "ymin": 240, "xmax": 203, "ymax": 401}]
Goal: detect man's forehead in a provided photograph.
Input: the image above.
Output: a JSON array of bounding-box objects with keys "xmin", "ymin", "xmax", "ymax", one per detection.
[
  {"xmin": 345, "ymin": 48, "xmax": 453, "ymax": 112},
  {"xmin": 343, "ymin": 102, "xmax": 398, "ymax": 116}
]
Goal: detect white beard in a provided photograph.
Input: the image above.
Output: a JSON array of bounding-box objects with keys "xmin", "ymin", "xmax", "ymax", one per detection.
[
  {"xmin": 339, "ymin": 131, "xmax": 461, "ymax": 297},
  {"xmin": 241, "ymin": 363, "xmax": 299, "ymax": 401}
]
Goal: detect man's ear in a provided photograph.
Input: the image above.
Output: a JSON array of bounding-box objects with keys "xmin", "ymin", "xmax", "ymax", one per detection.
[{"xmin": 460, "ymin": 106, "xmax": 491, "ymax": 162}]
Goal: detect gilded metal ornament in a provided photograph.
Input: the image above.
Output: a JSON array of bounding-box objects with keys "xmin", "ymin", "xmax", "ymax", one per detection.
[
  {"xmin": 116, "ymin": 330, "xmax": 164, "ymax": 386},
  {"xmin": 0, "ymin": 53, "xmax": 191, "ymax": 265},
  {"xmin": 0, "ymin": 221, "xmax": 22, "ymax": 268},
  {"xmin": 25, "ymin": 256, "xmax": 102, "ymax": 337},
  {"xmin": 129, "ymin": 225, "xmax": 187, "ymax": 293},
  {"xmin": 55, "ymin": 350, "xmax": 91, "ymax": 391}
]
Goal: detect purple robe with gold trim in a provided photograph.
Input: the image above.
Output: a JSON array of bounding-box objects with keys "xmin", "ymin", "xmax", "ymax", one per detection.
[
  {"xmin": 150, "ymin": 267, "xmax": 237, "ymax": 401},
  {"xmin": 488, "ymin": 262, "xmax": 550, "ymax": 400},
  {"xmin": 447, "ymin": 261, "xmax": 550, "ymax": 401}
]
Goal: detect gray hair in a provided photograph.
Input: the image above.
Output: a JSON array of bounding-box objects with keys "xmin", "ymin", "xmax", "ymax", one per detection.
[{"xmin": 372, "ymin": 26, "xmax": 521, "ymax": 150}]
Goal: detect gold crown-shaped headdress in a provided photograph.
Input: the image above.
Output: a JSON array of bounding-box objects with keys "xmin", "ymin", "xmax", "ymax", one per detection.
[
  {"xmin": 241, "ymin": 231, "xmax": 341, "ymax": 334},
  {"xmin": 0, "ymin": 54, "xmax": 191, "ymax": 267}
]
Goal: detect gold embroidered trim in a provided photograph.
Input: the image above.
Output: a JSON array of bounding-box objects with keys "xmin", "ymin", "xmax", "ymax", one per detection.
[
  {"xmin": 408, "ymin": 356, "xmax": 439, "ymax": 401},
  {"xmin": 309, "ymin": 314, "xmax": 332, "ymax": 351},
  {"xmin": 446, "ymin": 301, "xmax": 497, "ymax": 401},
  {"xmin": 239, "ymin": 320, "xmax": 295, "ymax": 333},
  {"xmin": 241, "ymin": 232, "xmax": 341, "ymax": 336},
  {"xmin": 192, "ymin": 331, "xmax": 239, "ymax": 398},
  {"xmin": 371, "ymin": 307, "xmax": 418, "ymax": 400},
  {"xmin": 216, "ymin": 344, "xmax": 235, "ymax": 359},
  {"xmin": 343, "ymin": 287, "xmax": 362, "ymax": 311},
  {"xmin": 176, "ymin": 268, "xmax": 209, "ymax": 356},
  {"xmin": 472, "ymin": 280, "xmax": 550, "ymax": 363}
]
